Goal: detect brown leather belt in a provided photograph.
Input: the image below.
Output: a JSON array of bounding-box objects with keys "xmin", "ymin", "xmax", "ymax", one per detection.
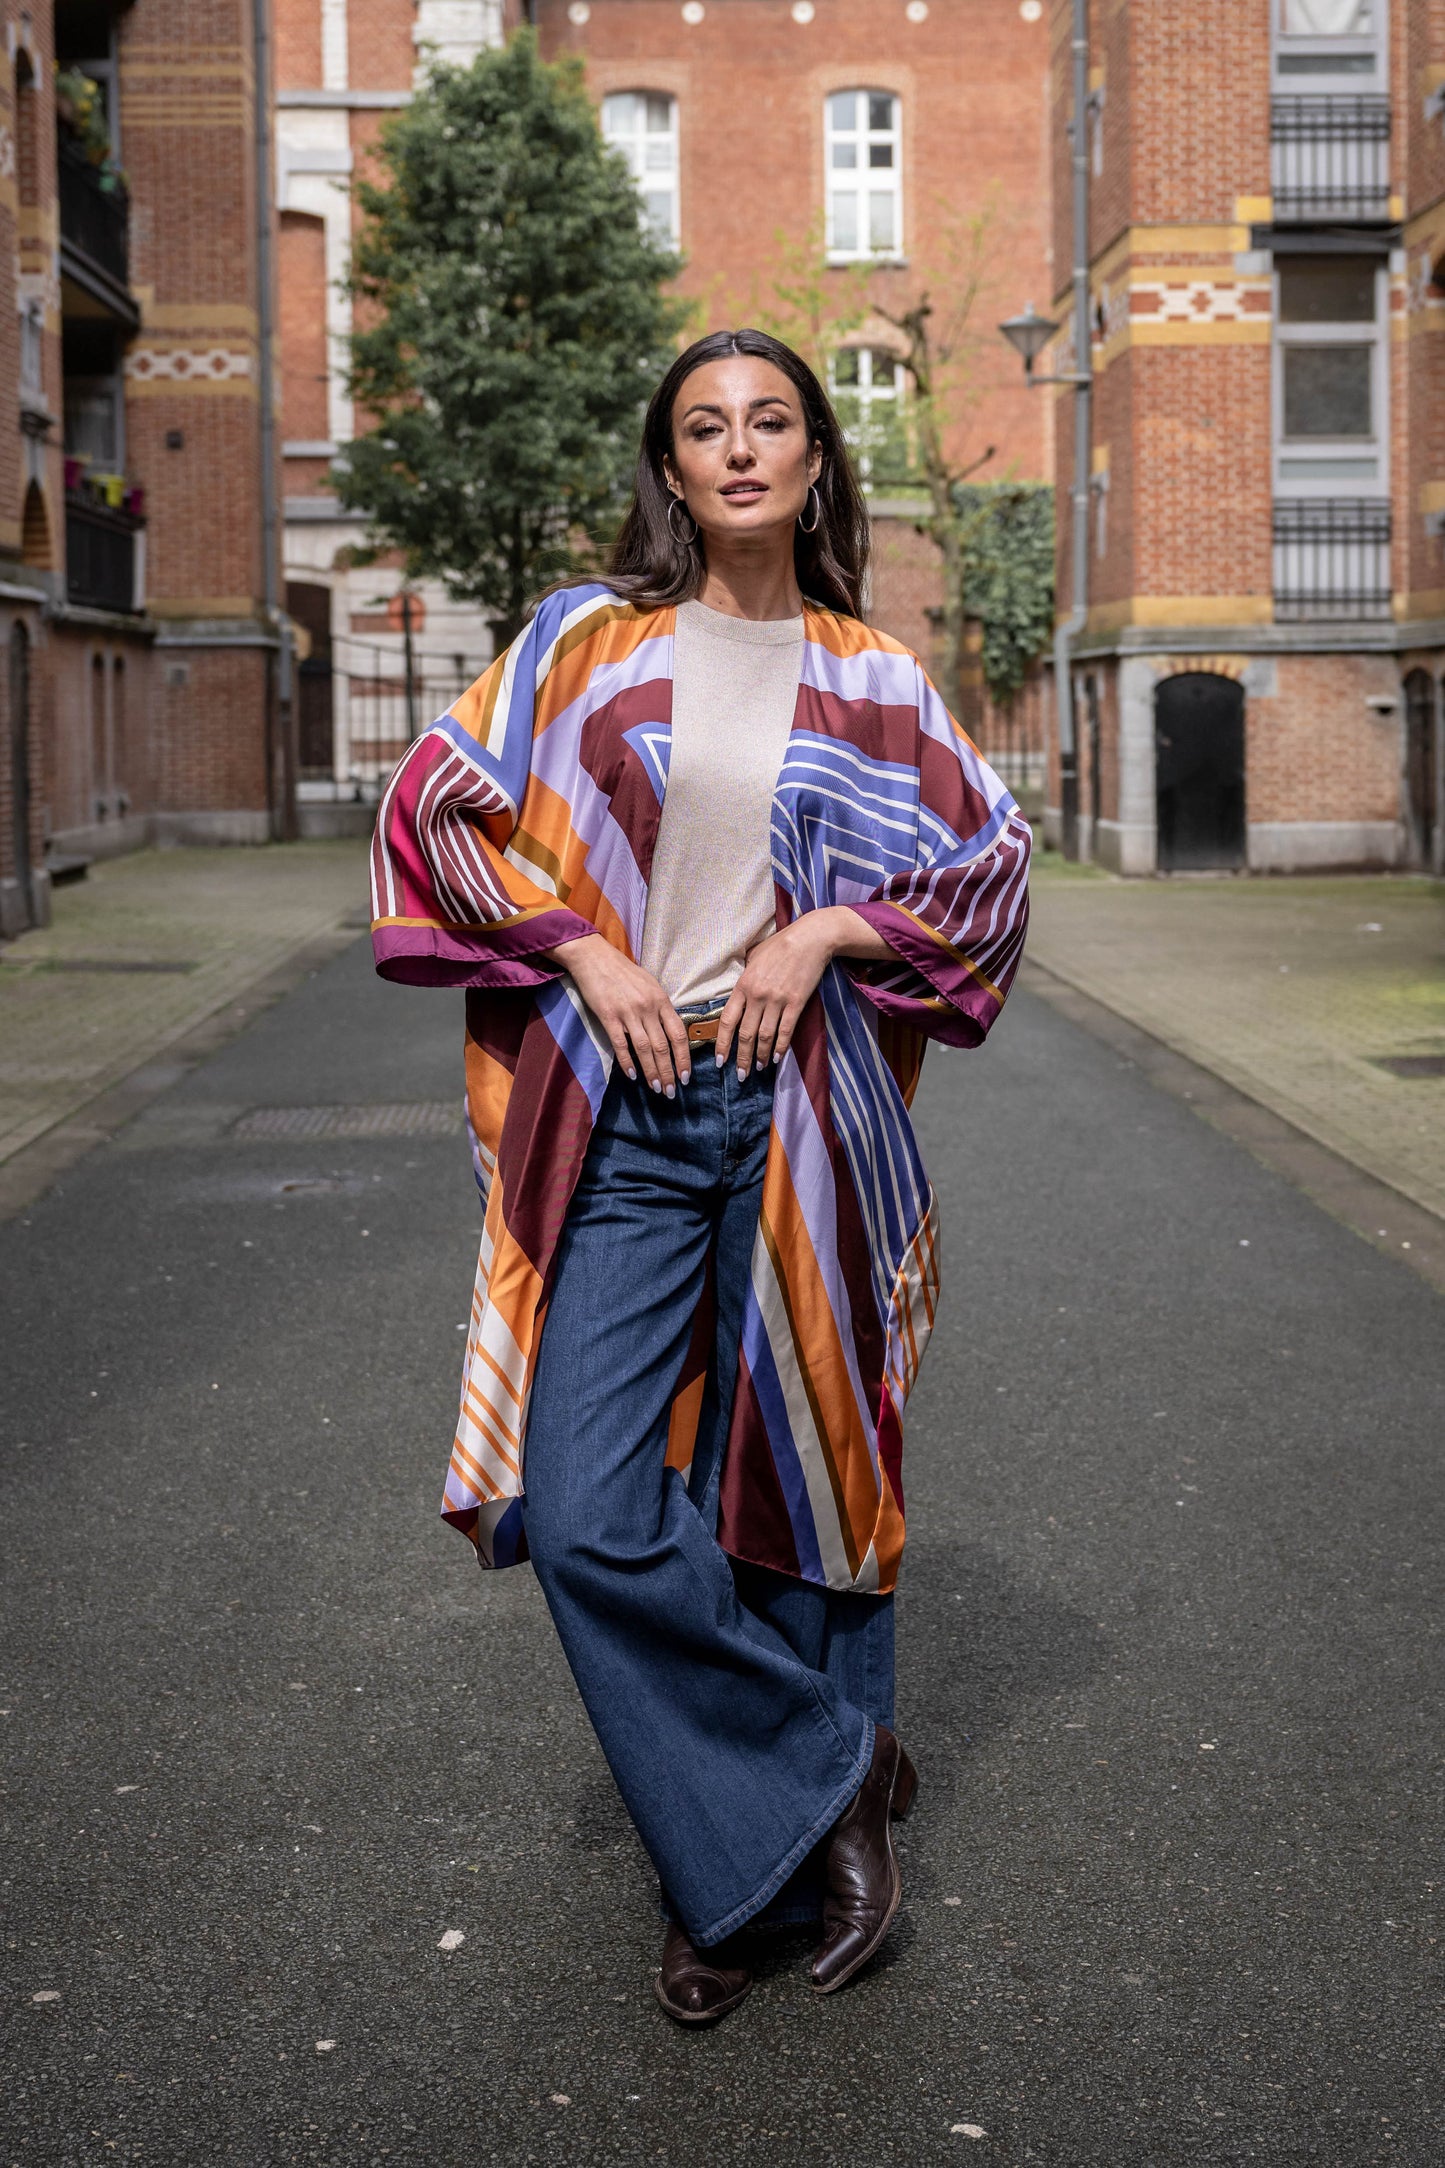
[{"xmin": 685, "ymin": 1014, "xmax": 723, "ymax": 1047}]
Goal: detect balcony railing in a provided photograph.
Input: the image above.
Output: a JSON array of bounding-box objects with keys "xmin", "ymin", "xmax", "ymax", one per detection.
[
  {"xmin": 1270, "ymin": 95, "xmax": 1391, "ymax": 221},
  {"xmin": 1272, "ymin": 497, "xmax": 1391, "ymax": 622},
  {"xmin": 57, "ymin": 133, "xmax": 130, "ymax": 296},
  {"xmin": 66, "ymin": 497, "xmax": 144, "ymax": 615}
]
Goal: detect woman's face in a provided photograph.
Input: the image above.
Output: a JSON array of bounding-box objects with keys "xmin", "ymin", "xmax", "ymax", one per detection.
[{"xmin": 664, "ymin": 356, "xmax": 823, "ymax": 548}]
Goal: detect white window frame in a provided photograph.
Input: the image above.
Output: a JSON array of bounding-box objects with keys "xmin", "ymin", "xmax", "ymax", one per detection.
[
  {"xmin": 1272, "ymin": 0, "xmax": 1384, "ymax": 94},
  {"xmin": 1272, "ymin": 256, "xmax": 1388, "ymax": 498},
  {"xmin": 601, "ymin": 90, "xmax": 680, "ymax": 248},
  {"xmin": 829, "ymin": 345, "xmax": 907, "ymax": 484},
  {"xmin": 825, "ymin": 90, "xmax": 903, "ymax": 263}
]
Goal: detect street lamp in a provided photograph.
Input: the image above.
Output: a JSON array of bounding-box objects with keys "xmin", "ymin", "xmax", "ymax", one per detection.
[
  {"xmin": 998, "ymin": 302, "xmax": 1062, "ymax": 381},
  {"xmin": 998, "ymin": 0, "xmax": 1093, "ymax": 862}
]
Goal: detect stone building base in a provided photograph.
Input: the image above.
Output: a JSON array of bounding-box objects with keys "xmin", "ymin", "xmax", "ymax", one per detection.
[{"xmin": 1046, "ymin": 632, "xmax": 1444, "ymax": 877}]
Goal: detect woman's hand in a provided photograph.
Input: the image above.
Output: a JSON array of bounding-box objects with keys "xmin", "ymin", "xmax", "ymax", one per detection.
[
  {"xmin": 544, "ymin": 933, "xmax": 691, "ymax": 1095},
  {"xmin": 715, "ymin": 906, "xmax": 891, "ymax": 1076}
]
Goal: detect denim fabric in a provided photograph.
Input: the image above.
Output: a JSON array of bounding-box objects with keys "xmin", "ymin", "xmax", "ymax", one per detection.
[{"xmin": 521, "ymin": 1049, "xmax": 895, "ymax": 1946}]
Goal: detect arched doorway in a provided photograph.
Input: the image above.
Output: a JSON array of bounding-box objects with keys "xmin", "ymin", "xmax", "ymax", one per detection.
[
  {"xmin": 9, "ymin": 623, "xmax": 35, "ymax": 928},
  {"xmin": 1403, "ymin": 670, "xmax": 1439, "ymax": 872},
  {"xmin": 1154, "ymin": 672, "xmax": 1246, "ymax": 872}
]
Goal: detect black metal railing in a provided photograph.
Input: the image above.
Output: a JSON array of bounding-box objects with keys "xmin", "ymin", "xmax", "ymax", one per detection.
[
  {"xmin": 298, "ymin": 635, "xmax": 488, "ymax": 795},
  {"xmin": 66, "ymin": 498, "xmax": 142, "ymax": 614},
  {"xmin": 57, "ymin": 133, "xmax": 130, "ymax": 290},
  {"xmin": 1272, "ymin": 497, "xmax": 1392, "ymax": 621},
  {"xmin": 1270, "ymin": 95, "xmax": 1391, "ymax": 221}
]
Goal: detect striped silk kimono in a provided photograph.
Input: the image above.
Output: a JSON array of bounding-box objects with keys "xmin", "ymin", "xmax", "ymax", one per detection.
[{"xmin": 371, "ymin": 583, "xmax": 1030, "ymax": 1595}]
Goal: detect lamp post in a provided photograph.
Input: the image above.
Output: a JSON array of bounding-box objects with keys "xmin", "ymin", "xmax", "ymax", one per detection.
[{"xmin": 999, "ymin": 0, "xmax": 1093, "ymax": 860}]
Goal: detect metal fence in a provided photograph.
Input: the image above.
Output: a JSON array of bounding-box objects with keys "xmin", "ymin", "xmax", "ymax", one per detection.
[
  {"xmin": 1272, "ymin": 497, "xmax": 1392, "ymax": 622},
  {"xmin": 1270, "ymin": 95, "xmax": 1392, "ymax": 222},
  {"xmin": 298, "ymin": 634, "xmax": 488, "ymax": 800}
]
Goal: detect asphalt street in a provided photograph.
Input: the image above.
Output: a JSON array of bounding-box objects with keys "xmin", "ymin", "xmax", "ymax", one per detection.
[{"xmin": 3, "ymin": 937, "xmax": 1442, "ymax": 2167}]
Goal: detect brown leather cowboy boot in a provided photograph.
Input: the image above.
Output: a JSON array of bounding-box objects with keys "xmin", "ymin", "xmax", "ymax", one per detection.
[
  {"xmin": 809, "ymin": 1724, "xmax": 918, "ymax": 1995},
  {"xmin": 654, "ymin": 1920, "xmax": 753, "ymax": 2025}
]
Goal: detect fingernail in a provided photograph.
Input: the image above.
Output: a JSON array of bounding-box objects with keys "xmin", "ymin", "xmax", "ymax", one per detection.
[
  {"xmin": 755, "ymin": 1061, "xmax": 766, "ymax": 1075},
  {"xmin": 624, "ymin": 1067, "xmax": 636, "ymax": 1081},
  {"xmin": 651, "ymin": 1079, "xmax": 661, "ymax": 1094},
  {"xmin": 737, "ymin": 1067, "xmax": 747, "ymax": 1083},
  {"xmin": 715, "ymin": 1052, "xmax": 726, "ymax": 1069},
  {"xmin": 665, "ymin": 1084, "xmax": 675, "ymax": 1100},
  {"xmin": 680, "ymin": 1069, "xmax": 691, "ymax": 1087},
  {"xmin": 772, "ymin": 1051, "xmax": 781, "ymax": 1064}
]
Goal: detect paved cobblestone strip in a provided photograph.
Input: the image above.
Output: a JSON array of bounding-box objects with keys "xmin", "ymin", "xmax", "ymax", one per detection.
[
  {"xmin": 0, "ymin": 843, "xmax": 371, "ymax": 1168},
  {"xmin": 1026, "ymin": 862, "xmax": 1445, "ymax": 1222}
]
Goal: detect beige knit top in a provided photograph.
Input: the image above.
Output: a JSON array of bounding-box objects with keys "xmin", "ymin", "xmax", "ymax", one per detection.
[{"xmin": 639, "ymin": 599, "xmax": 804, "ymax": 1010}]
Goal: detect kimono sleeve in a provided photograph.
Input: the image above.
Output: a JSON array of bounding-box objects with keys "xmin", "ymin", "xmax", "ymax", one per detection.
[
  {"xmin": 369, "ymin": 601, "xmax": 596, "ymax": 989},
  {"xmin": 846, "ymin": 660, "xmax": 1032, "ymax": 1049}
]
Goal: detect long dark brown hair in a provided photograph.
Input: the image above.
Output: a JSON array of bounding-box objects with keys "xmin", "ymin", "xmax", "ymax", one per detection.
[{"xmin": 604, "ymin": 328, "xmax": 871, "ymax": 619}]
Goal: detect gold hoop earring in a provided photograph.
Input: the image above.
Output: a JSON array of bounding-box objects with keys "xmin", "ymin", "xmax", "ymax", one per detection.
[
  {"xmin": 798, "ymin": 483, "xmax": 822, "ymax": 535},
  {"xmin": 668, "ymin": 495, "xmax": 699, "ymax": 547}
]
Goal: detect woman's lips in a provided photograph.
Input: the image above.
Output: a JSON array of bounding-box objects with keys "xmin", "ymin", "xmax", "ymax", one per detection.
[{"xmin": 720, "ymin": 482, "xmax": 767, "ymax": 499}]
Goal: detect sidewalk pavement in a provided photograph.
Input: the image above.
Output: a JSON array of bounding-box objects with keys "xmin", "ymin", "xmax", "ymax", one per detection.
[
  {"xmin": 0, "ymin": 841, "xmax": 370, "ymax": 1174},
  {"xmin": 1026, "ymin": 855, "xmax": 1445, "ymax": 1223}
]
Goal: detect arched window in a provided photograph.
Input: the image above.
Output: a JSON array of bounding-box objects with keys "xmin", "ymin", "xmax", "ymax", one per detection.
[
  {"xmin": 21, "ymin": 483, "xmax": 52, "ymax": 571},
  {"xmin": 826, "ymin": 91, "xmax": 902, "ymax": 261},
  {"xmin": 601, "ymin": 92, "xmax": 679, "ymax": 247}
]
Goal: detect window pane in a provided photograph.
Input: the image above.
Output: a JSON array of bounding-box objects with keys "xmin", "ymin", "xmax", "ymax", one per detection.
[
  {"xmin": 834, "ymin": 349, "xmax": 861, "ymax": 385},
  {"xmin": 1282, "ymin": 344, "xmax": 1372, "ymax": 436},
  {"xmin": 831, "ymin": 192, "xmax": 858, "ymax": 252},
  {"xmin": 1281, "ymin": 0, "xmax": 1371, "ymax": 31},
  {"xmin": 829, "ymin": 91, "xmax": 857, "ymax": 130},
  {"xmin": 644, "ymin": 140, "xmax": 672, "ymax": 170},
  {"xmin": 602, "ymin": 92, "xmax": 638, "ymax": 131},
  {"xmin": 868, "ymin": 93, "xmax": 895, "ymax": 132},
  {"xmin": 831, "ymin": 141, "xmax": 857, "ymax": 168},
  {"xmin": 868, "ymin": 142, "xmax": 893, "ymax": 168},
  {"xmin": 869, "ymin": 192, "xmax": 895, "ymax": 250},
  {"xmin": 644, "ymin": 93, "xmax": 672, "ymax": 131},
  {"xmin": 1278, "ymin": 256, "xmax": 1376, "ymax": 322},
  {"xmin": 643, "ymin": 192, "xmax": 673, "ymax": 239}
]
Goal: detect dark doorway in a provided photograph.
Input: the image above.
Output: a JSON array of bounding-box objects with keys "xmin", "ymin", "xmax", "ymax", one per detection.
[
  {"xmin": 1155, "ymin": 672, "xmax": 1246, "ymax": 872},
  {"xmin": 1403, "ymin": 670, "xmax": 1439, "ymax": 872},
  {"xmin": 287, "ymin": 580, "xmax": 335, "ymax": 779},
  {"xmin": 9, "ymin": 623, "xmax": 35, "ymax": 927},
  {"xmin": 1083, "ymin": 672, "xmax": 1102, "ymax": 862}
]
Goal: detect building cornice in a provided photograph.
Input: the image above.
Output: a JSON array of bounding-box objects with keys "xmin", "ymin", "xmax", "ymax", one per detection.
[{"xmin": 275, "ymin": 88, "xmax": 412, "ymax": 110}]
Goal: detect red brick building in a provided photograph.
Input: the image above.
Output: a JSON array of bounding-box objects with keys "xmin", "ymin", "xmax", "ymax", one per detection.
[
  {"xmin": 537, "ymin": 0, "xmax": 1055, "ymax": 759},
  {"xmin": 272, "ymin": 0, "xmax": 1055, "ymax": 800},
  {"xmin": 274, "ymin": 1, "xmax": 507, "ymax": 814},
  {"xmin": 1, "ymin": 0, "xmax": 285, "ymax": 937},
  {"xmin": 1042, "ymin": 0, "xmax": 1445, "ymax": 874}
]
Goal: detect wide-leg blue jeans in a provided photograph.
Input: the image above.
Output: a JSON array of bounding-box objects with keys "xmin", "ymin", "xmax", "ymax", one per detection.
[{"xmin": 521, "ymin": 1048, "xmax": 895, "ymax": 1947}]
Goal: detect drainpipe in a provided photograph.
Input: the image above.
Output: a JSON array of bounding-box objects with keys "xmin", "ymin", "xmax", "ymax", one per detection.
[
  {"xmin": 252, "ymin": 0, "xmax": 297, "ymax": 840},
  {"xmin": 1054, "ymin": 0, "xmax": 1092, "ymax": 858}
]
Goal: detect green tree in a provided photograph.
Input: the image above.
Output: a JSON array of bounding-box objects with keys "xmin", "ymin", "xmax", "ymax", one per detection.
[
  {"xmin": 955, "ymin": 482, "xmax": 1055, "ymax": 706},
  {"xmin": 337, "ymin": 31, "xmax": 687, "ymax": 643}
]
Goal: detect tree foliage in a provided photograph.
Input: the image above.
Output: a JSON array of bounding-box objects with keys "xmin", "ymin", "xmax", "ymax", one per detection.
[
  {"xmin": 337, "ymin": 31, "xmax": 687, "ymax": 638},
  {"xmin": 955, "ymin": 483, "xmax": 1055, "ymax": 706}
]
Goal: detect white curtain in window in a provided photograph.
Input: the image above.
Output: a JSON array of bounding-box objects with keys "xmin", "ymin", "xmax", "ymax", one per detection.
[{"xmin": 1280, "ymin": 1, "xmax": 1372, "ymax": 34}]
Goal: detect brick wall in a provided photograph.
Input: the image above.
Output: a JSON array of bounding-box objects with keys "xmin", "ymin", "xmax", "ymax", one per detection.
[
  {"xmin": 1247, "ymin": 653, "xmax": 1404, "ymax": 827},
  {"xmin": 536, "ymin": 0, "xmax": 1053, "ymax": 491}
]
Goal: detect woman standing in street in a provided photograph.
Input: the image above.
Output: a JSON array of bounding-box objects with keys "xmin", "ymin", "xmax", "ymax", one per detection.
[{"xmin": 372, "ymin": 329, "xmax": 1030, "ymax": 2022}]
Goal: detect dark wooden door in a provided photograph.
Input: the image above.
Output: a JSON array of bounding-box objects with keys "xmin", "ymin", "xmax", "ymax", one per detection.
[
  {"xmin": 1403, "ymin": 670, "xmax": 1438, "ymax": 871},
  {"xmin": 9, "ymin": 623, "xmax": 34, "ymax": 926},
  {"xmin": 1155, "ymin": 672, "xmax": 1246, "ymax": 872}
]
